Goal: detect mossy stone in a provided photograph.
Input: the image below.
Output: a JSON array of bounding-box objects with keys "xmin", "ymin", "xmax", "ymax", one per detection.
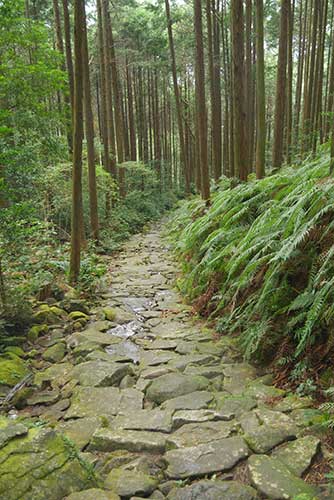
[
  {"xmin": 42, "ymin": 342, "xmax": 66, "ymax": 363},
  {"xmin": 69, "ymin": 311, "xmax": 90, "ymax": 321},
  {"xmin": 0, "ymin": 355, "xmax": 30, "ymax": 388},
  {"xmin": 4, "ymin": 346, "xmax": 25, "ymax": 358},
  {"xmin": 12, "ymin": 387, "xmax": 34, "ymax": 409},
  {"xmin": 28, "ymin": 324, "xmax": 49, "ymax": 343},
  {"xmin": 102, "ymin": 307, "xmax": 116, "ymax": 321},
  {"xmin": 0, "ymin": 426, "xmax": 96, "ymax": 500}
]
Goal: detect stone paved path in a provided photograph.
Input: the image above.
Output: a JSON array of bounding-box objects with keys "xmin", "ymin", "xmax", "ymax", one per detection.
[{"xmin": 0, "ymin": 225, "xmax": 327, "ymax": 499}]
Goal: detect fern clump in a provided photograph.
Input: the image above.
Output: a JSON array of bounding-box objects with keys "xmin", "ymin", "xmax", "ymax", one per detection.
[{"xmin": 170, "ymin": 146, "xmax": 334, "ymax": 374}]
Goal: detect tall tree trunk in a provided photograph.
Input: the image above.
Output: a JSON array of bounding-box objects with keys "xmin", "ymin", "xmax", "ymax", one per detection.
[
  {"xmin": 82, "ymin": 0, "xmax": 99, "ymax": 241},
  {"xmin": 286, "ymin": 0, "xmax": 294, "ymax": 163},
  {"xmin": 165, "ymin": 0, "xmax": 190, "ymax": 192},
  {"xmin": 107, "ymin": 7, "xmax": 126, "ymax": 196},
  {"xmin": 231, "ymin": 0, "xmax": 248, "ymax": 180},
  {"xmin": 61, "ymin": 0, "xmax": 74, "ymax": 110},
  {"xmin": 126, "ymin": 61, "xmax": 137, "ymax": 161},
  {"xmin": 245, "ymin": 0, "xmax": 253, "ymax": 169},
  {"xmin": 70, "ymin": 0, "xmax": 84, "ymax": 283},
  {"xmin": 53, "ymin": 0, "xmax": 73, "ymax": 154},
  {"xmin": 272, "ymin": 0, "xmax": 289, "ymax": 169},
  {"xmin": 194, "ymin": 0, "xmax": 210, "ymax": 200},
  {"xmin": 255, "ymin": 0, "xmax": 266, "ymax": 178}
]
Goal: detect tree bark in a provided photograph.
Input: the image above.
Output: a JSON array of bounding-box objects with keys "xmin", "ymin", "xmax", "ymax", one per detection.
[
  {"xmin": 194, "ymin": 0, "xmax": 210, "ymax": 200},
  {"xmin": 82, "ymin": 0, "xmax": 99, "ymax": 241},
  {"xmin": 272, "ymin": 0, "xmax": 289, "ymax": 169},
  {"xmin": 231, "ymin": 0, "xmax": 248, "ymax": 180},
  {"xmin": 255, "ymin": 0, "xmax": 266, "ymax": 178},
  {"xmin": 70, "ymin": 0, "xmax": 84, "ymax": 284}
]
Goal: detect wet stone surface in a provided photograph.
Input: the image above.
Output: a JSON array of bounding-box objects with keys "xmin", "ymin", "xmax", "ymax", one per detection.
[{"xmin": 1, "ymin": 224, "xmax": 325, "ymax": 499}]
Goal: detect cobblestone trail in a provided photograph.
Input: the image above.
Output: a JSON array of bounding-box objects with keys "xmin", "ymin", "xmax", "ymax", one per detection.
[{"xmin": 0, "ymin": 225, "xmax": 326, "ymax": 500}]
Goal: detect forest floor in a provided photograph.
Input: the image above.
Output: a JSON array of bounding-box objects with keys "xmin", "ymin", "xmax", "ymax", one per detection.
[{"xmin": 0, "ymin": 223, "xmax": 332, "ymax": 499}]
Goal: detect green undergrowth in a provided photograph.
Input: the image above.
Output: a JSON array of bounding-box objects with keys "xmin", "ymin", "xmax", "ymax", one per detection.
[
  {"xmin": 170, "ymin": 146, "xmax": 334, "ymax": 386},
  {"xmin": 0, "ymin": 160, "xmax": 177, "ymax": 335}
]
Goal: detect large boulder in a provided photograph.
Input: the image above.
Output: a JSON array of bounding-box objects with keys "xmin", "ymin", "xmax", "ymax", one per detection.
[{"xmin": 0, "ymin": 425, "xmax": 95, "ymax": 500}]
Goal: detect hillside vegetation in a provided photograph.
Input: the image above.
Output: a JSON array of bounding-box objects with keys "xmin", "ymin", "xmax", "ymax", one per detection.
[{"xmin": 170, "ymin": 147, "xmax": 334, "ymax": 390}]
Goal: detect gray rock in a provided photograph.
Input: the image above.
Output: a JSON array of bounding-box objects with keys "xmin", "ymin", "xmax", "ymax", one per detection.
[
  {"xmin": 105, "ymin": 469, "xmax": 158, "ymax": 498},
  {"xmin": 90, "ymin": 428, "xmax": 166, "ymax": 453},
  {"xmin": 164, "ymin": 437, "xmax": 249, "ymax": 479},
  {"xmin": 166, "ymin": 480, "xmax": 258, "ymax": 500},
  {"xmin": 272, "ymin": 436, "xmax": 321, "ymax": 476},
  {"xmin": 142, "ymin": 339, "xmax": 177, "ymax": 350},
  {"xmin": 184, "ymin": 365, "xmax": 223, "ymax": 379},
  {"xmin": 161, "ymin": 391, "xmax": 214, "ymax": 411},
  {"xmin": 0, "ymin": 422, "xmax": 28, "ymax": 449},
  {"xmin": 65, "ymin": 387, "xmax": 121, "ymax": 419},
  {"xmin": 172, "ymin": 409, "xmax": 234, "ymax": 429},
  {"xmin": 222, "ymin": 363, "xmax": 257, "ymax": 394},
  {"xmin": 168, "ymin": 354, "xmax": 218, "ymax": 372},
  {"xmin": 241, "ymin": 409, "xmax": 297, "ymax": 453},
  {"xmin": 146, "ymin": 373, "xmax": 210, "ymax": 404},
  {"xmin": 166, "ymin": 420, "xmax": 236, "ymax": 448},
  {"xmin": 34, "ymin": 363, "xmax": 73, "ymax": 389},
  {"xmin": 65, "ymin": 489, "xmax": 120, "ymax": 500},
  {"xmin": 27, "ymin": 389, "xmax": 60, "ymax": 406},
  {"xmin": 215, "ymin": 394, "xmax": 257, "ymax": 417},
  {"xmin": 141, "ymin": 366, "xmax": 174, "ymax": 380},
  {"xmin": 140, "ymin": 350, "xmax": 180, "ymax": 367},
  {"xmin": 113, "ymin": 409, "xmax": 173, "ymax": 433},
  {"xmin": 68, "ymin": 328, "xmax": 121, "ymax": 347},
  {"xmin": 65, "ymin": 387, "xmax": 143, "ymax": 419},
  {"xmin": 244, "ymin": 383, "xmax": 285, "ymax": 400},
  {"xmin": 248, "ymin": 454, "xmax": 319, "ymax": 499},
  {"xmin": 71, "ymin": 361, "xmax": 133, "ymax": 387},
  {"xmin": 42, "ymin": 342, "xmax": 66, "ymax": 362},
  {"xmin": 273, "ymin": 395, "xmax": 313, "ymax": 413},
  {"xmin": 57, "ymin": 417, "xmax": 101, "ymax": 450}
]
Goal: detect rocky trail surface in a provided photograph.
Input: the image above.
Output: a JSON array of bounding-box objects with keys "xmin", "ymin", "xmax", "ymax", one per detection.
[{"xmin": 0, "ymin": 225, "xmax": 331, "ymax": 499}]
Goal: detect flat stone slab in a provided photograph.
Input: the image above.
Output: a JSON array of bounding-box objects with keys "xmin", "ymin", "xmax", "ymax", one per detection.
[
  {"xmin": 166, "ymin": 420, "xmax": 236, "ymax": 448},
  {"xmin": 161, "ymin": 391, "xmax": 214, "ymax": 411},
  {"xmin": 164, "ymin": 436, "xmax": 249, "ymax": 479},
  {"xmin": 248, "ymin": 454, "xmax": 319, "ymax": 499},
  {"xmin": 105, "ymin": 469, "xmax": 158, "ymax": 497},
  {"xmin": 90, "ymin": 428, "xmax": 166, "ymax": 453},
  {"xmin": 71, "ymin": 361, "xmax": 133, "ymax": 387},
  {"xmin": 184, "ymin": 365, "xmax": 224, "ymax": 379},
  {"xmin": 140, "ymin": 350, "xmax": 180, "ymax": 367},
  {"xmin": 273, "ymin": 395, "xmax": 313, "ymax": 413},
  {"xmin": 272, "ymin": 436, "xmax": 321, "ymax": 476},
  {"xmin": 146, "ymin": 373, "xmax": 210, "ymax": 404},
  {"xmin": 65, "ymin": 489, "xmax": 120, "ymax": 500},
  {"xmin": 222, "ymin": 363, "xmax": 257, "ymax": 394},
  {"xmin": 34, "ymin": 363, "xmax": 73, "ymax": 389},
  {"xmin": 166, "ymin": 480, "xmax": 258, "ymax": 500},
  {"xmin": 142, "ymin": 339, "xmax": 177, "ymax": 350},
  {"xmin": 64, "ymin": 387, "xmax": 143, "ymax": 419},
  {"xmin": 57, "ymin": 417, "xmax": 101, "ymax": 450},
  {"xmin": 172, "ymin": 409, "xmax": 234, "ymax": 429},
  {"xmin": 113, "ymin": 409, "xmax": 173, "ymax": 433},
  {"xmin": 215, "ymin": 394, "xmax": 257, "ymax": 417},
  {"xmin": 244, "ymin": 382, "xmax": 285, "ymax": 400},
  {"xmin": 241, "ymin": 409, "xmax": 297, "ymax": 453},
  {"xmin": 167, "ymin": 354, "xmax": 218, "ymax": 372},
  {"xmin": 68, "ymin": 329, "xmax": 122, "ymax": 347}
]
